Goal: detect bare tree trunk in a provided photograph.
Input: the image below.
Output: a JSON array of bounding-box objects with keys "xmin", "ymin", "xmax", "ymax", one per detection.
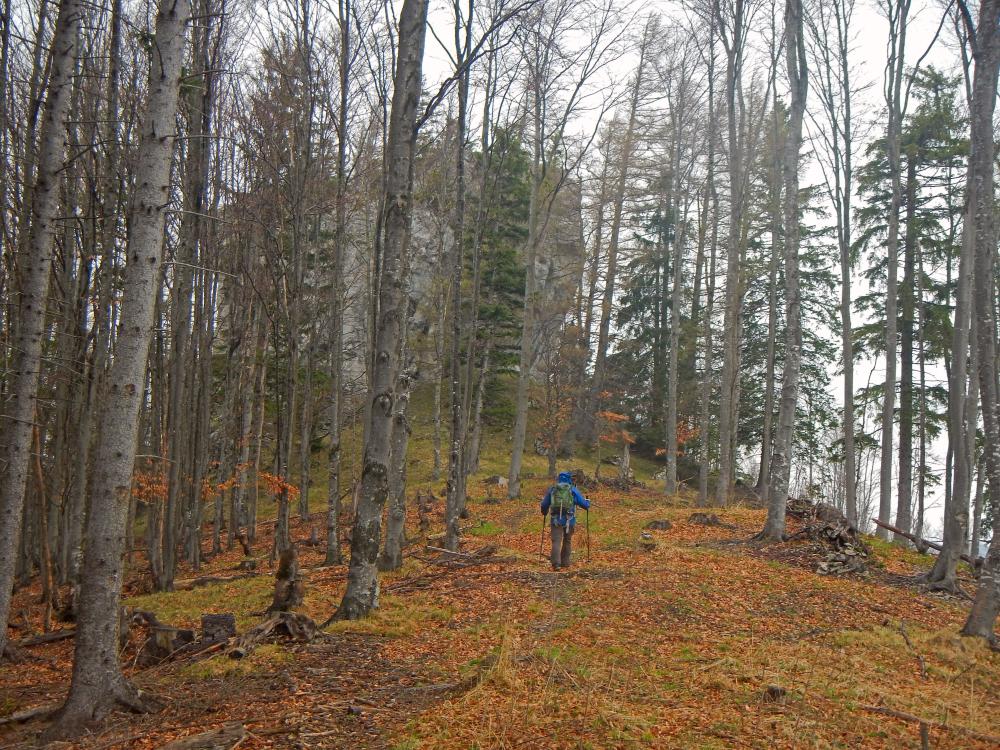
[
  {"xmin": 837, "ymin": 3, "xmax": 858, "ymax": 527},
  {"xmin": 590, "ymin": 34, "xmax": 649, "ymax": 442},
  {"xmin": 336, "ymin": 0, "xmax": 427, "ymax": 620},
  {"xmin": 46, "ymin": 0, "xmax": 190, "ymax": 733},
  {"xmin": 760, "ymin": 0, "xmax": 807, "ymax": 542},
  {"xmin": 715, "ymin": 0, "xmax": 749, "ymax": 507},
  {"xmin": 0, "ymin": 0, "xmax": 83, "ymax": 657},
  {"xmin": 300, "ymin": 332, "xmax": 315, "ymax": 520},
  {"xmin": 970, "ymin": 454, "xmax": 984, "ymax": 557},
  {"xmin": 507, "ymin": 74, "xmax": 543, "ymax": 501},
  {"xmin": 697, "ymin": 22, "xmax": 718, "ymax": 508},
  {"xmin": 324, "ymin": 0, "xmax": 351, "ymax": 567},
  {"xmin": 877, "ymin": 0, "xmax": 908, "ymax": 540},
  {"xmin": 445, "ymin": 10, "xmax": 473, "ymax": 551},
  {"xmin": 380, "ymin": 360, "xmax": 412, "ymax": 570},
  {"xmin": 962, "ymin": 0, "xmax": 1000, "ymax": 639},
  {"xmin": 927, "ymin": 0, "xmax": 993, "ymax": 590},
  {"xmin": 894, "ymin": 157, "xmax": 917, "ymax": 540},
  {"xmin": 664, "ymin": 128, "xmax": 685, "ymax": 495},
  {"xmin": 756, "ymin": 95, "xmax": 782, "ymax": 496}
]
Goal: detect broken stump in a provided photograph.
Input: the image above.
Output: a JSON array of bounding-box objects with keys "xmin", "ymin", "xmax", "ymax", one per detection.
[{"xmin": 201, "ymin": 613, "xmax": 237, "ymax": 643}]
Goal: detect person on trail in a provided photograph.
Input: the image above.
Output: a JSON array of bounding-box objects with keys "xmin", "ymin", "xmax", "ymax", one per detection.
[{"xmin": 540, "ymin": 471, "xmax": 590, "ymax": 571}]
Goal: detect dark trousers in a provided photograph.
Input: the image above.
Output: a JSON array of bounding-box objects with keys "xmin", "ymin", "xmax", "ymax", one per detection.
[{"xmin": 550, "ymin": 523, "xmax": 573, "ymax": 569}]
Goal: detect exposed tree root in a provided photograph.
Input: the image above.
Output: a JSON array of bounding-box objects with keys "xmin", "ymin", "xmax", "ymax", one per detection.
[{"xmin": 42, "ymin": 681, "xmax": 160, "ymax": 741}]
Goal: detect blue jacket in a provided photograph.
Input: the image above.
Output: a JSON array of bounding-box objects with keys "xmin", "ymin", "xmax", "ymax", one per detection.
[{"xmin": 540, "ymin": 472, "xmax": 590, "ymax": 528}]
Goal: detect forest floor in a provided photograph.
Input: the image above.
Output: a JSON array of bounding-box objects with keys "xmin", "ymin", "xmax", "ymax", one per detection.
[{"xmin": 2, "ymin": 473, "xmax": 999, "ymax": 749}]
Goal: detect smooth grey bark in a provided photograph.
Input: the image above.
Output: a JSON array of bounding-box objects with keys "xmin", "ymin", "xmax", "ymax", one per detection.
[
  {"xmin": 926, "ymin": 0, "xmax": 993, "ymax": 591},
  {"xmin": 755, "ymin": 90, "xmax": 782, "ymax": 497},
  {"xmin": 324, "ymin": 0, "xmax": 351, "ymax": 566},
  {"xmin": 697, "ymin": 16, "xmax": 718, "ymax": 508},
  {"xmin": 46, "ymin": 0, "xmax": 190, "ymax": 733},
  {"xmin": 894, "ymin": 156, "xmax": 917, "ymax": 540},
  {"xmin": 962, "ymin": 0, "xmax": 1000, "ymax": 640},
  {"xmin": 714, "ymin": 0, "xmax": 749, "ymax": 507},
  {"xmin": 0, "ymin": 0, "xmax": 83, "ymax": 658},
  {"xmin": 336, "ymin": 0, "xmax": 427, "ymax": 620},
  {"xmin": 445, "ymin": 8, "xmax": 473, "ymax": 552},
  {"xmin": 761, "ymin": 0, "xmax": 807, "ymax": 541},
  {"xmin": 380, "ymin": 360, "xmax": 412, "ymax": 570},
  {"xmin": 970, "ymin": 454, "xmax": 984, "ymax": 557},
  {"xmin": 877, "ymin": 0, "xmax": 909, "ymax": 540}
]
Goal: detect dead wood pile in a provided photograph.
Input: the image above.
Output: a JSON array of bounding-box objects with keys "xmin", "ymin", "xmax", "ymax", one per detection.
[
  {"xmin": 229, "ymin": 611, "xmax": 325, "ymax": 659},
  {"xmin": 785, "ymin": 497, "xmax": 870, "ymax": 575}
]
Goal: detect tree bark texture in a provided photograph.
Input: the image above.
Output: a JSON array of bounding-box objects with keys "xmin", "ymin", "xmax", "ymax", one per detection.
[
  {"xmin": 0, "ymin": 0, "xmax": 83, "ymax": 658},
  {"xmin": 336, "ymin": 0, "xmax": 427, "ymax": 620},
  {"xmin": 49, "ymin": 0, "xmax": 190, "ymax": 733}
]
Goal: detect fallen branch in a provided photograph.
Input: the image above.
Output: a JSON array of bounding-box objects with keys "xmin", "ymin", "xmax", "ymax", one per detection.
[
  {"xmin": 871, "ymin": 519, "xmax": 980, "ymax": 566},
  {"xmin": 156, "ymin": 723, "xmax": 246, "ymax": 750},
  {"xmin": 16, "ymin": 628, "xmax": 75, "ymax": 647},
  {"xmin": 898, "ymin": 621, "xmax": 927, "ymax": 680},
  {"xmin": 859, "ymin": 705, "xmax": 1000, "ymax": 745}
]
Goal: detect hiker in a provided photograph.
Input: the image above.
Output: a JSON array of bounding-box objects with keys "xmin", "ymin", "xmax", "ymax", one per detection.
[{"xmin": 540, "ymin": 471, "xmax": 590, "ymax": 570}]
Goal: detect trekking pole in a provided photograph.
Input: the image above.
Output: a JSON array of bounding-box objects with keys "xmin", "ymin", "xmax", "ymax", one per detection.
[
  {"xmin": 586, "ymin": 507, "xmax": 591, "ymax": 561},
  {"xmin": 540, "ymin": 513, "xmax": 547, "ymax": 559}
]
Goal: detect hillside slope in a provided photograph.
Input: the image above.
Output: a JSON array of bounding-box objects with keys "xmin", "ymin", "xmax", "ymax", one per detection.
[{"xmin": 2, "ymin": 468, "xmax": 998, "ymax": 749}]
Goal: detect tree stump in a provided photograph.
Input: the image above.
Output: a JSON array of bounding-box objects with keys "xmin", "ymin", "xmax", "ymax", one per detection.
[
  {"xmin": 229, "ymin": 612, "xmax": 322, "ymax": 659},
  {"xmin": 201, "ymin": 614, "xmax": 236, "ymax": 643},
  {"xmin": 267, "ymin": 545, "xmax": 304, "ymax": 614}
]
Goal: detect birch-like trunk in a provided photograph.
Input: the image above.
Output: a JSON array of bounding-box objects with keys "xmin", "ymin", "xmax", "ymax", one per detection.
[
  {"xmin": 0, "ymin": 0, "xmax": 83, "ymax": 658},
  {"xmin": 47, "ymin": 0, "xmax": 190, "ymax": 732}
]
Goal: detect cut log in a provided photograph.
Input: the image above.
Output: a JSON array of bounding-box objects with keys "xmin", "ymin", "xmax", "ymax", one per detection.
[
  {"xmin": 156, "ymin": 723, "xmax": 246, "ymax": 750},
  {"xmin": 16, "ymin": 629, "xmax": 75, "ymax": 647}
]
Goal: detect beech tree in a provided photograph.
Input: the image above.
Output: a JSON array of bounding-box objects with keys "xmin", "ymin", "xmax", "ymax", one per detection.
[
  {"xmin": 46, "ymin": 0, "xmax": 191, "ymax": 733},
  {"xmin": 0, "ymin": 0, "xmax": 84, "ymax": 658},
  {"xmin": 336, "ymin": 0, "xmax": 428, "ymax": 620},
  {"xmin": 759, "ymin": 0, "xmax": 807, "ymax": 542}
]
